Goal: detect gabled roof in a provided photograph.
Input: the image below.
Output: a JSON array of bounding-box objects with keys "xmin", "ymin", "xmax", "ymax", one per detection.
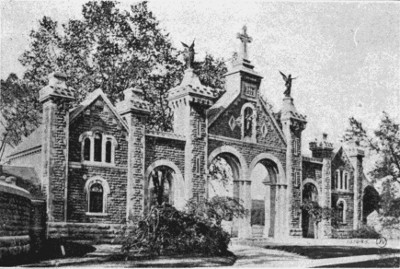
[
  {"xmin": 207, "ymin": 88, "xmax": 241, "ymax": 127},
  {"xmin": 8, "ymin": 89, "xmax": 129, "ymax": 159},
  {"xmin": 259, "ymin": 97, "xmax": 287, "ymax": 145},
  {"xmin": 70, "ymin": 88, "xmax": 129, "ymax": 131},
  {"xmin": 7, "ymin": 126, "xmax": 43, "ymax": 158}
]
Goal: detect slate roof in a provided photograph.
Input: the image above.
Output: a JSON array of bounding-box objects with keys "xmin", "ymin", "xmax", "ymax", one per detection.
[
  {"xmin": 207, "ymin": 88, "xmax": 241, "ymax": 127},
  {"xmin": 7, "ymin": 126, "xmax": 43, "ymax": 158},
  {"xmin": 168, "ymin": 69, "xmax": 219, "ymax": 101}
]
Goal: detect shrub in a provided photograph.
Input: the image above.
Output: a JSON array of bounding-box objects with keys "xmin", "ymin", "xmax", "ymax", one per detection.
[
  {"xmin": 349, "ymin": 225, "xmax": 380, "ymax": 239},
  {"xmin": 120, "ymin": 204, "xmax": 231, "ymax": 257}
]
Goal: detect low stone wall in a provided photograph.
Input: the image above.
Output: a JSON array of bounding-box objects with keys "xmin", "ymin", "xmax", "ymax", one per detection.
[
  {"xmin": 48, "ymin": 222, "xmax": 123, "ymax": 244},
  {"xmin": 0, "ymin": 180, "xmax": 46, "ymax": 263}
]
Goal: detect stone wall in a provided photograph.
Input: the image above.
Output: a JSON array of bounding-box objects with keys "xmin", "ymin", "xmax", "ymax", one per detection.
[
  {"xmin": 0, "ymin": 180, "xmax": 46, "ymax": 263},
  {"xmin": 66, "ymin": 97, "xmax": 129, "ymax": 224}
]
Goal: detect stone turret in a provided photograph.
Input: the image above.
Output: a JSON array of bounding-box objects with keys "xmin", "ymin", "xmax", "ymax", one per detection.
[
  {"xmin": 168, "ymin": 66, "xmax": 217, "ymax": 203},
  {"xmin": 309, "ymin": 133, "xmax": 334, "ymax": 238},
  {"xmin": 116, "ymin": 87, "xmax": 150, "ymax": 220},
  {"xmin": 39, "ymin": 72, "xmax": 75, "ymax": 224},
  {"xmin": 346, "ymin": 146, "xmax": 365, "ymax": 229}
]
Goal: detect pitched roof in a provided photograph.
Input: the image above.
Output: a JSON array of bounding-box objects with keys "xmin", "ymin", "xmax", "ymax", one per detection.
[
  {"xmin": 259, "ymin": 97, "xmax": 287, "ymax": 145},
  {"xmin": 6, "ymin": 126, "xmax": 43, "ymax": 158},
  {"xmin": 70, "ymin": 88, "xmax": 129, "ymax": 131},
  {"xmin": 207, "ymin": 88, "xmax": 241, "ymax": 127},
  {"xmin": 8, "ymin": 89, "xmax": 129, "ymax": 158}
]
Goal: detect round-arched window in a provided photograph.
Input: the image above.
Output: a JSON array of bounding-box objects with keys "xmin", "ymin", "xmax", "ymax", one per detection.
[{"xmin": 89, "ymin": 183, "xmax": 103, "ymax": 213}]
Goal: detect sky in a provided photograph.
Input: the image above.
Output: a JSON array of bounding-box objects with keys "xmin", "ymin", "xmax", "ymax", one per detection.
[{"xmin": 1, "ymin": 0, "xmax": 399, "ymax": 156}]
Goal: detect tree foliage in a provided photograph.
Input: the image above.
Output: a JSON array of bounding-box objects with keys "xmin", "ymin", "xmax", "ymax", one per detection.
[
  {"xmin": 344, "ymin": 112, "xmax": 400, "ymax": 183},
  {"xmin": 120, "ymin": 204, "xmax": 233, "ymax": 257},
  {"xmin": 0, "ymin": 74, "xmax": 40, "ymax": 160},
  {"xmin": 11, "ymin": 0, "xmax": 226, "ymax": 137}
]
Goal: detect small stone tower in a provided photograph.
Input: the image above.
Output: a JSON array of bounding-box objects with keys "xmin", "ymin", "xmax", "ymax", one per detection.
[
  {"xmin": 39, "ymin": 72, "xmax": 75, "ymax": 224},
  {"xmin": 347, "ymin": 146, "xmax": 365, "ymax": 229},
  {"xmin": 281, "ymin": 95, "xmax": 307, "ymax": 236},
  {"xmin": 116, "ymin": 88, "xmax": 150, "ymax": 220},
  {"xmin": 309, "ymin": 133, "xmax": 334, "ymax": 238},
  {"xmin": 167, "ymin": 68, "xmax": 217, "ymax": 202}
]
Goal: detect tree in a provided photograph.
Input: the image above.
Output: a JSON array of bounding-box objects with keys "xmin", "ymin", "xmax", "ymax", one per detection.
[
  {"xmin": 0, "ymin": 74, "xmax": 40, "ymax": 161},
  {"xmin": 16, "ymin": 1, "xmax": 226, "ymax": 133},
  {"xmin": 344, "ymin": 112, "xmax": 400, "ymax": 220},
  {"xmin": 344, "ymin": 112, "xmax": 400, "ymax": 184}
]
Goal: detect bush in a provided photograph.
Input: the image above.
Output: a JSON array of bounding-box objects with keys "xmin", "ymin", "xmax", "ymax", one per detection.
[
  {"xmin": 120, "ymin": 204, "xmax": 231, "ymax": 257},
  {"xmin": 349, "ymin": 225, "xmax": 380, "ymax": 239}
]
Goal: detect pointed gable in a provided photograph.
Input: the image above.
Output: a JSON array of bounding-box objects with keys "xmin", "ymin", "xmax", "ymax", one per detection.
[{"xmin": 70, "ymin": 88, "xmax": 128, "ymax": 131}]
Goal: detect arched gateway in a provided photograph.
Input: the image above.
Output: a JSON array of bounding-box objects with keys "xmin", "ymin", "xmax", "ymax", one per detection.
[{"xmin": 208, "ymin": 148, "xmax": 287, "ymax": 238}]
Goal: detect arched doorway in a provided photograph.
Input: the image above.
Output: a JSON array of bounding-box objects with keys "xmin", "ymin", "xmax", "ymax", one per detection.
[
  {"xmin": 208, "ymin": 152, "xmax": 241, "ymax": 237},
  {"xmin": 363, "ymin": 185, "xmax": 380, "ymax": 224},
  {"xmin": 249, "ymin": 159, "xmax": 280, "ymax": 238},
  {"xmin": 302, "ymin": 182, "xmax": 318, "ymax": 238},
  {"xmin": 145, "ymin": 160, "xmax": 185, "ymax": 212}
]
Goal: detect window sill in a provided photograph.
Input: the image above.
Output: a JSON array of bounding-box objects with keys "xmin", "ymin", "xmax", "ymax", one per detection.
[
  {"xmin": 85, "ymin": 212, "xmax": 109, "ymax": 217},
  {"xmin": 82, "ymin": 161, "xmax": 116, "ymax": 168}
]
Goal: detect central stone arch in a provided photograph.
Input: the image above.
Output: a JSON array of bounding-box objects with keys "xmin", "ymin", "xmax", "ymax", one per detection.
[{"xmin": 248, "ymin": 153, "xmax": 287, "ymax": 238}]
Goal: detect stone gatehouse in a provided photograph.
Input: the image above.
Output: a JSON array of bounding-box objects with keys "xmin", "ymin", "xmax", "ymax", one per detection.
[{"xmin": 6, "ymin": 27, "xmax": 375, "ymax": 241}]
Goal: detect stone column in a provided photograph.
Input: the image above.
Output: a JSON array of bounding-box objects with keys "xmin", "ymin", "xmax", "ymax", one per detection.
[
  {"xmin": 348, "ymin": 148, "xmax": 365, "ymax": 230},
  {"xmin": 263, "ymin": 183, "xmax": 271, "ymax": 238},
  {"xmin": 39, "ymin": 72, "xmax": 74, "ymax": 224},
  {"xmin": 238, "ymin": 181, "xmax": 252, "ymax": 238},
  {"xmin": 319, "ymin": 157, "xmax": 332, "ymax": 239},
  {"xmin": 116, "ymin": 88, "xmax": 150, "ymax": 221}
]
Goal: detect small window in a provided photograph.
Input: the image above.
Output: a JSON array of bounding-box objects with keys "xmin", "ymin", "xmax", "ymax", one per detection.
[
  {"xmin": 294, "ymin": 138, "xmax": 300, "ymax": 156},
  {"xmin": 94, "ymin": 133, "xmax": 102, "ymax": 162},
  {"xmin": 105, "ymin": 140, "xmax": 112, "ymax": 163},
  {"xmin": 195, "ymin": 157, "xmax": 201, "ymax": 174},
  {"xmin": 83, "ymin": 137, "xmax": 91, "ymax": 161},
  {"xmin": 334, "ymin": 170, "xmax": 340, "ymax": 189},
  {"xmin": 343, "ymin": 171, "xmax": 349, "ymax": 190},
  {"xmin": 295, "ymin": 170, "xmax": 301, "ymax": 187},
  {"xmin": 337, "ymin": 200, "xmax": 346, "ymax": 223},
  {"xmin": 196, "ymin": 120, "xmax": 202, "ymax": 138},
  {"xmin": 89, "ymin": 183, "xmax": 103, "ymax": 213}
]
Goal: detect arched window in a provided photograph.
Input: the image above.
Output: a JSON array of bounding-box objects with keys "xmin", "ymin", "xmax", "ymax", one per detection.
[
  {"xmin": 84, "ymin": 177, "xmax": 110, "ymax": 215},
  {"xmin": 337, "ymin": 199, "xmax": 346, "ymax": 223},
  {"xmin": 334, "ymin": 170, "xmax": 340, "ymax": 189},
  {"xmin": 89, "ymin": 183, "xmax": 103, "ymax": 213},
  {"xmin": 94, "ymin": 133, "xmax": 102, "ymax": 162},
  {"xmin": 83, "ymin": 137, "xmax": 91, "ymax": 161},
  {"xmin": 79, "ymin": 132, "xmax": 117, "ymax": 165},
  {"xmin": 340, "ymin": 172, "xmax": 343, "ymax": 190},
  {"xmin": 105, "ymin": 139, "xmax": 112, "ymax": 163},
  {"xmin": 343, "ymin": 171, "xmax": 349, "ymax": 190}
]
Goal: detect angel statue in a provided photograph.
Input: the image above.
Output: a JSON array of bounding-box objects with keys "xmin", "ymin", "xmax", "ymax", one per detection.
[
  {"xmin": 181, "ymin": 40, "xmax": 195, "ymax": 69},
  {"xmin": 279, "ymin": 71, "xmax": 297, "ymax": 97}
]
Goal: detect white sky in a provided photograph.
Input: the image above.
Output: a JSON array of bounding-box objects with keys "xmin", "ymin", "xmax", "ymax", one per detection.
[{"xmin": 1, "ymin": 0, "xmax": 399, "ymax": 155}]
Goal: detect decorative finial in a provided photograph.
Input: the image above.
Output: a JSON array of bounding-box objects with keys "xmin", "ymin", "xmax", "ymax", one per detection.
[
  {"xmin": 181, "ymin": 40, "xmax": 195, "ymax": 69},
  {"xmin": 279, "ymin": 71, "xmax": 297, "ymax": 97},
  {"xmin": 236, "ymin": 25, "xmax": 252, "ymax": 60}
]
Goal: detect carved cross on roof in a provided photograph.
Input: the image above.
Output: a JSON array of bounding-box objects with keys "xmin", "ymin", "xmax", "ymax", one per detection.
[{"xmin": 237, "ymin": 25, "xmax": 253, "ymax": 60}]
